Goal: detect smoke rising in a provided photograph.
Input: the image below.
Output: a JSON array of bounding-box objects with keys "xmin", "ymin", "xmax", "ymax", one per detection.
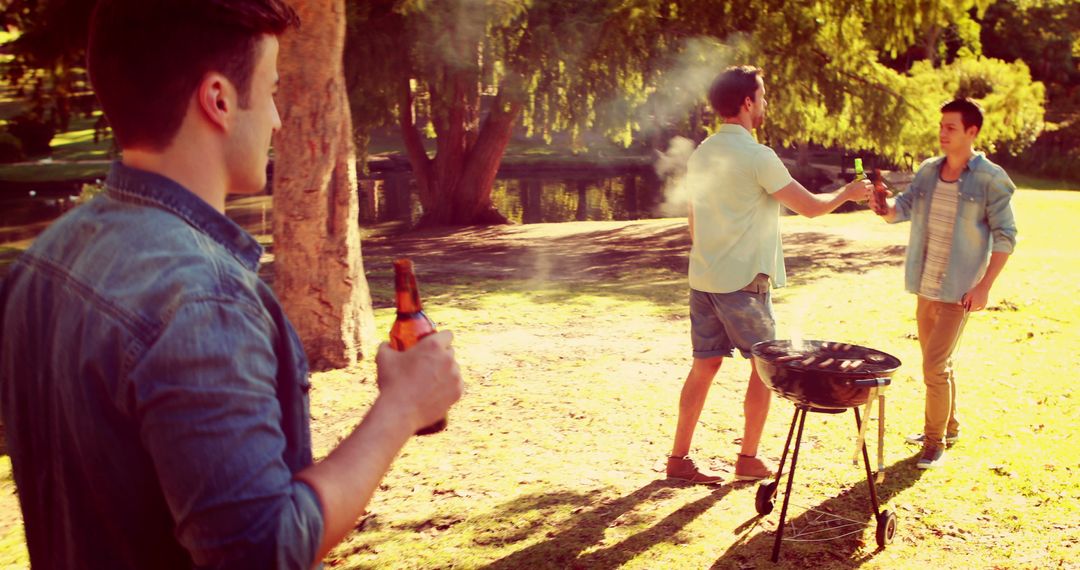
[
  {"xmin": 654, "ymin": 136, "xmax": 696, "ymax": 217},
  {"xmin": 644, "ymin": 36, "xmax": 746, "ymax": 218},
  {"xmin": 641, "ymin": 37, "xmax": 734, "ymax": 137}
]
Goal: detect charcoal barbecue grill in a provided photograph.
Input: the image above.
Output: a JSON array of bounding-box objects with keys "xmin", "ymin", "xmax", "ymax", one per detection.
[{"xmin": 750, "ymin": 339, "xmax": 902, "ymax": 562}]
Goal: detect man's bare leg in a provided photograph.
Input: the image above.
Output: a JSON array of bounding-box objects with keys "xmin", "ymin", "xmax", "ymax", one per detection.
[
  {"xmin": 667, "ymin": 356, "xmax": 726, "ymax": 484},
  {"xmin": 733, "ymin": 360, "xmax": 774, "ymax": 480},
  {"xmin": 671, "ymin": 356, "xmax": 724, "ymax": 457},
  {"xmin": 740, "ymin": 361, "xmax": 772, "ymax": 457}
]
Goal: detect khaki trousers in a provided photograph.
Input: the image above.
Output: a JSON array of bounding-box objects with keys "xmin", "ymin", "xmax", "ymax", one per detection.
[{"xmin": 916, "ymin": 297, "xmax": 969, "ymax": 446}]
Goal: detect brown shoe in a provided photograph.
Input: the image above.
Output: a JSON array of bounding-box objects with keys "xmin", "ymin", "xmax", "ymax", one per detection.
[
  {"xmin": 734, "ymin": 454, "xmax": 773, "ymax": 481},
  {"xmin": 666, "ymin": 455, "xmax": 723, "ymax": 484}
]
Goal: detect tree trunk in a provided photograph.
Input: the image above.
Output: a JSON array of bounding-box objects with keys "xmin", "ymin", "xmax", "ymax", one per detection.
[
  {"xmin": 399, "ymin": 70, "xmax": 523, "ymax": 226},
  {"xmin": 357, "ymin": 179, "xmax": 378, "ymax": 224},
  {"xmin": 924, "ymin": 25, "xmax": 941, "ymax": 68},
  {"xmin": 273, "ymin": 0, "xmax": 374, "ymax": 371},
  {"xmin": 521, "ymin": 179, "xmax": 542, "ymax": 224},
  {"xmin": 453, "ymin": 98, "xmax": 522, "ymax": 225},
  {"xmin": 623, "ymin": 174, "xmax": 638, "ymax": 218},
  {"xmin": 575, "ymin": 180, "xmax": 588, "ymax": 221},
  {"xmin": 796, "ymin": 142, "xmax": 811, "ymax": 172}
]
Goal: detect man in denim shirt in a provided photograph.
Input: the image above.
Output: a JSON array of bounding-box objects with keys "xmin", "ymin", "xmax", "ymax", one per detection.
[
  {"xmin": 0, "ymin": 1, "xmax": 463, "ymax": 568},
  {"xmin": 872, "ymin": 99, "xmax": 1017, "ymax": 469}
]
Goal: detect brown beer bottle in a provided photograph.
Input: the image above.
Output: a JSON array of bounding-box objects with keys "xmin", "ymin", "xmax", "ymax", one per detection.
[
  {"xmin": 870, "ymin": 168, "xmax": 890, "ymax": 215},
  {"xmin": 390, "ymin": 258, "xmax": 446, "ymax": 435}
]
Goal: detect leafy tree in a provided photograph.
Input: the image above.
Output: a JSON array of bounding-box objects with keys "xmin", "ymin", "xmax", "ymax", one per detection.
[
  {"xmin": 905, "ymin": 56, "xmax": 1045, "ymax": 157},
  {"xmin": 346, "ymin": 0, "xmax": 1048, "ymax": 226},
  {"xmin": 1, "ymin": 0, "xmax": 98, "ymax": 131},
  {"xmin": 344, "ymin": 0, "xmax": 750, "ymax": 226},
  {"xmin": 979, "ymin": 0, "xmax": 1079, "ymax": 179}
]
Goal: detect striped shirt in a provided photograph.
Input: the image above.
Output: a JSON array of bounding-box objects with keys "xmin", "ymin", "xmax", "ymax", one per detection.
[{"xmin": 918, "ymin": 177, "xmax": 960, "ymax": 299}]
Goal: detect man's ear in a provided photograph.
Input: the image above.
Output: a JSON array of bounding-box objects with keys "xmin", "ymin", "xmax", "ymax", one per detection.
[{"xmin": 196, "ymin": 72, "xmax": 233, "ymax": 132}]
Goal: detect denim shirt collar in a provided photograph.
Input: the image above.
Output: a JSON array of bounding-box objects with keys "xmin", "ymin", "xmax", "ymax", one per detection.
[
  {"xmin": 927, "ymin": 151, "xmax": 986, "ymax": 177},
  {"xmin": 105, "ymin": 161, "xmax": 263, "ymax": 271}
]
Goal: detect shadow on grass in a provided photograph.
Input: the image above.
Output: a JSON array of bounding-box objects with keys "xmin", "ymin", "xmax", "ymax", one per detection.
[
  {"xmin": 711, "ymin": 454, "xmax": 924, "ymax": 569},
  {"xmin": 782, "ymin": 231, "xmax": 905, "ymax": 285},
  {"xmin": 252, "ymin": 221, "xmax": 906, "ymax": 313},
  {"xmin": 478, "ymin": 479, "xmax": 734, "ymax": 570}
]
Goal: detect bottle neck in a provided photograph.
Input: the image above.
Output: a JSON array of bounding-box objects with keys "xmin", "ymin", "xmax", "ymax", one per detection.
[{"xmin": 394, "ymin": 271, "xmax": 423, "ymax": 313}]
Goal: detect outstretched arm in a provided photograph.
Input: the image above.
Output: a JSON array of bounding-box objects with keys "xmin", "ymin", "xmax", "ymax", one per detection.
[{"xmin": 772, "ymin": 178, "xmax": 871, "ymax": 218}]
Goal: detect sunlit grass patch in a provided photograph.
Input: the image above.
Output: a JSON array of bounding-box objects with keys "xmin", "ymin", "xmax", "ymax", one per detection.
[{"xmin": 0, "ymin": 187, "xmax": 1076, "ymax": 568}]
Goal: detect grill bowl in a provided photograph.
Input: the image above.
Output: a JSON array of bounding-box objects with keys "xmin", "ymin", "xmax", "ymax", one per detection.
[{"xmin": 751, "ymin": 340, "xmax": 902, "ymax": 410}]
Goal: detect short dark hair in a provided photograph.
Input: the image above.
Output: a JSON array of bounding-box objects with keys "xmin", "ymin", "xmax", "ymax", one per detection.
[
  {"xmin": 941, "ymin": 98, "xmax": 983, "ymax": 133},
  {"xmin": 87, "ymin": 0, "xmax": 299, "ymax": 151},
  {"xmin": 708, "ymin": 66, "xmax": 763, "ymax": 119}
]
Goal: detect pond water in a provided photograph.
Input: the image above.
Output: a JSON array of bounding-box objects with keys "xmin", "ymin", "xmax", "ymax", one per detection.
[
  {"xmin": 1, "ymin": 159, "xmax": 862, "ymax": 233},
  {"xmin": 0, "ymin": 166, "xmax": 674, "ymax": 231},
  {"xmin": 363, "ymin": 168, "xmax": 671, "ymax": 226}
]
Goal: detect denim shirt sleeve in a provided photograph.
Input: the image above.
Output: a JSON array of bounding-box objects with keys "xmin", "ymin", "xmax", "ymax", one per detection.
[
  {"xmin": 128, "ymin": 297, "xmax": 324, "ymax": 569},
  {"xmin": 891, "ymin": 183, "xmax": 914, "ymax": 223},
  {"xmin": 891, "ymin": 159, "xmax": 935, "ymax": 224},
  {"xmin": 986, "ymin": 170, "xmax": 1018, "ymax": 254}
]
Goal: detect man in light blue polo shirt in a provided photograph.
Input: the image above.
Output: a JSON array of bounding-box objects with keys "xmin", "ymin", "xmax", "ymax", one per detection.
[{"xmin": 666, "ymin": 65, "xmax": 871, "ymax": 484}]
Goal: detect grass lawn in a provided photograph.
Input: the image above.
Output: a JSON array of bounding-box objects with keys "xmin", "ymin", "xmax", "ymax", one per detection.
[{"xmin": 0, "ymin": 187, "xmax": 1078, "ymax": 569}]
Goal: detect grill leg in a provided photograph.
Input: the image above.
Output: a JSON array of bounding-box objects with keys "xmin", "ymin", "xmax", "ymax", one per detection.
[
  {"xmin": 853, "ymin": 407, "xmax": 882, "ymax": 516},
  {"xmin": 772, "ymin": 406, "xmax": 808, "ymax": 563},
  {"xmin": 772, "ymin": 406, "xmax": 801, "ymax": 489}
]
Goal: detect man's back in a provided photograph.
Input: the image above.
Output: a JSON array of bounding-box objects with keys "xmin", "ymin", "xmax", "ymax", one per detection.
[
  {"xmin": 0, "ymin": 164, "xmax": 320, "ymax": 568},
  {"xmin": 686, "ymin": 124, "xmax": 793, "ymax": 293}
]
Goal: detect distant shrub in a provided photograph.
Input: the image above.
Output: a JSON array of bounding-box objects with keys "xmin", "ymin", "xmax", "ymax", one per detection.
[
  {"xmin": 993, "ymin": 121, "xmax": 1080, "ymax": 184},
  {"xmin": 78, "ymin": 180, "xmax": 106, "ymax": 204},
  {"xmin": 8, "ymin": 113, "xmax": 55, "ymax": 156},
  {"xmin": 0, "ymin": 132, "xmax": 24, "ymax": 163}
]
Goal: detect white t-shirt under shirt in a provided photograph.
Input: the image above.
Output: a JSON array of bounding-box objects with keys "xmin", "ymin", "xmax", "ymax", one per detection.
[
  {"xmin": 918, "ymin": 177, "xmax": 960, "ymax": 299},
  {"xmin": 686, "ymin": 124, "xmax": 794, "ymax": 293}
]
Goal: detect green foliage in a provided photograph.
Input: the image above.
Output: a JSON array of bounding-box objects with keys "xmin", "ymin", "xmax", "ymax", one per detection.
[
  {"xmin": 1, "ymin": 0, "xmax": 98, "ymax": 133},
  {"xmin": 979, "ymin": 0, "xmax": 1079, "ymax": 181},
  {"xmin": 345, "ymin": 0, "xmax": 1047, "ymax": 176},
  {"xmin": 720, "ymin": 0, "xmax": 1045, "ymax": 166},
  {"xmin": 77, "ymin": 179, "xmax": 105, "ymax": 204}
]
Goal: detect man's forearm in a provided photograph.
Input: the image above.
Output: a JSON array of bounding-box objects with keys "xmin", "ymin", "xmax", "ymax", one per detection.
[
  {"xmin": 978, "ymin": 251, "xmax": 1010, "ymax": 290},
  {"xmin": 804, "ymin": 188, "xmax": 850, "ymax": 218},
  {"xmin": 296, "ymin": 396, "xmax": 416, "ymax": 564}
]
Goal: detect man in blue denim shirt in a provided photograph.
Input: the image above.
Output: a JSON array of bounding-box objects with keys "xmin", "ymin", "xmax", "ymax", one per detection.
[
  {"xmin": 872, "ymin": 99, "xmax": 1017, "ymax": 469},
  {"xmin": 0, "ymin": 1, "xmax": 462, "ymax": 568}
]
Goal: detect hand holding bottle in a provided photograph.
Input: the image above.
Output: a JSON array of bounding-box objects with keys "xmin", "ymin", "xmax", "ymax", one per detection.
[
  {"xmin": 869, "ymin": 169, "xmax": 892, "ymax": 215},
  {"xmin": 387, "ymin": 258, "xmax": 455, "ymax": 435},
  {"xmin": 375, "ymin": 332, "xmax": 462, "ymax": 436},
  {"xmin": 848, "ymin": 157, "xmax": 872, "ymax": 203}
]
